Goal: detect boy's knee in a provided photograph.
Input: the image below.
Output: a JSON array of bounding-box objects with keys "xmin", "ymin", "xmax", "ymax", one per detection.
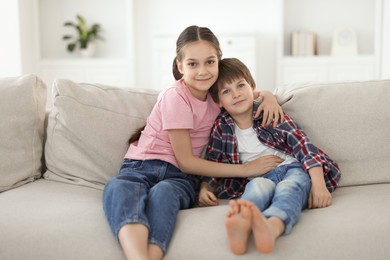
[
  {"xmin": 278, "ymin": 178, "xmax": 309, "ymax": 195},
  {"xmin": 248, "ymin": 177, "xmax": 275, "ymax": 193},
  {"xmin": 244, "ymin": 178, "xmax": 275, "ymax": 200}
]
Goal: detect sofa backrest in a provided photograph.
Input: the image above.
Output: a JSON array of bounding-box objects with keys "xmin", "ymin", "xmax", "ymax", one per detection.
[
  {"xmin": 2, "ymin": 74, "xmax": 389, "ymax": 192},
  {"xmin": 276, "ymin": 80, "xmax": 390, "ymax": 188}
]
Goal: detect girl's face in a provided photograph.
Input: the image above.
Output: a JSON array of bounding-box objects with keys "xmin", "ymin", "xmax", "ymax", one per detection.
[
  {"xmin": 217, "ymin": 78, "xmax": 254, "ymax": 118},
  {"xmin": 176, "ymin": 40, "xmax": 219, "ymax": 101}
]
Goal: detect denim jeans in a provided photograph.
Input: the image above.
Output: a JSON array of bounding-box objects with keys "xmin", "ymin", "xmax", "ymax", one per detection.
[
  {"xmin": 241, "ymin": 162, "xmax": 311, "ymax": 235},
  {"xmin": 102, "ymin": 159, "xmax": 199, "ymax": 254}
]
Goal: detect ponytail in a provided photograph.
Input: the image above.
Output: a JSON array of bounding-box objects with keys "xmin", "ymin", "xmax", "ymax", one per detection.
[
  {"xmin": 172, "ymin": 58, "xmax": 183, "ymax": 80},
  {"xmin": 129, "ymin": 124, "xmax": 146, "ymax": 144}
]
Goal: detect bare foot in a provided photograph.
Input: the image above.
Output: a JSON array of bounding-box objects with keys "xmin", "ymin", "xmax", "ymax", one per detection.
[
  {"xmin": 225, "ymin": 200, "xmax": 252, "ymax": 255},
  {"xmin": 247, "ymin": 201, "xmax": 277, "ymax": 253}
]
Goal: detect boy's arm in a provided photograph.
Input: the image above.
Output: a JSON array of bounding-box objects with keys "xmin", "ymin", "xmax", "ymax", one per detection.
[
  {"xmin": 198, "ymin": 182, "xmax": 219, "ymax": 207},
  {"xmin": 254, "ymin": 90, "xmax": 284, "ymax": 127},
  {"xmin": 275, "ymin": 112, "xmax": 340, "ymax": 193},
  {"xmin": 308, "ymin": 167, "xmax": 332, "ymax": 209}
]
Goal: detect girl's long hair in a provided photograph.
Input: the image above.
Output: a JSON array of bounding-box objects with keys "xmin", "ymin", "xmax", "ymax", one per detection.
[{"xmin": 129, "ymin": 25, "xmax": 222, "ymax": 144}]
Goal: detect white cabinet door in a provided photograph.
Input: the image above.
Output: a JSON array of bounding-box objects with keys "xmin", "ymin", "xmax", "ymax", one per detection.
[{"xmin": 280, "ymin": 57, "xmax": 377, "ymax": 86}]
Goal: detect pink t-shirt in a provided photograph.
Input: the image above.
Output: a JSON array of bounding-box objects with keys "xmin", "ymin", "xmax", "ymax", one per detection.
[{"xmin": 125, "ymin": 79, "xmax": 220, "ymax": 168}]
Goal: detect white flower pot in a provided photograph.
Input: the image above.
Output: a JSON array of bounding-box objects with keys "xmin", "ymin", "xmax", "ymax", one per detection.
[{"xmin": 80, "ymin": 43, "xmax": 96, "ymax": 58}]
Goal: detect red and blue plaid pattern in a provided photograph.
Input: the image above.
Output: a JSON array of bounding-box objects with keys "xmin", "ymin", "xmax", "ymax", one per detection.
[{"xmin": 203, "ymin": 102, "xmax": 341, "ymax": 199}]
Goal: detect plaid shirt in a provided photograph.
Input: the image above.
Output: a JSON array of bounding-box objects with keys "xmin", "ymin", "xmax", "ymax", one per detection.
[{"xmin": 204, "ymin": 102, "xmax": 341, "ymax": 199}]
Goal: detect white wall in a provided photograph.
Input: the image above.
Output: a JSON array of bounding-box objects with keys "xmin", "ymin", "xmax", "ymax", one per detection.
[
  {"xmin": 38, "ymin": 0, "xmax": 131, "ymax": 59},
  {"xmin": 133, "ymin": 0, "xmax": 280, "ymax": 91},
  {"xmin": 9, "ymin": 0, "xmax": 390, "ymax": 88},
  {"xmin": 18, "ymin": 0, "xmax": 40, "ymax": 75},
  {"xmin": 0, "ymin": 0, "xmax": 22, "ymax": 77},
  {"xmin": 382, "ymin": 0, "xmax": 390, "ymax": 79}
]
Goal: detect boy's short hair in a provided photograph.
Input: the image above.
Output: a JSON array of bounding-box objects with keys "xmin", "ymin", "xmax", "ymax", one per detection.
[{"xmin": 210, "ymin": 58, "xmax": 256, "ymax": 102}]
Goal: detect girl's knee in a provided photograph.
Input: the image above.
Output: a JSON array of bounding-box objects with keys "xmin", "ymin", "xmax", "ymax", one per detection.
[
  {"xmin": 150, "ymin": 180, "xmax": 194, "ymax": 208},
  {"xmin": 149, "ymin": 181, "xmax": 176, "ymax": 200}
]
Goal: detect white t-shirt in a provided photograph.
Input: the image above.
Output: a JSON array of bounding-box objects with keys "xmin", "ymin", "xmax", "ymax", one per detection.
[
  {"xmin": 125, "ymin": 79, "xmax": 220, "ymax": 168},
  {"xmin": 234, "ymin": 124, "xmax": 297, "ymax": 166}
]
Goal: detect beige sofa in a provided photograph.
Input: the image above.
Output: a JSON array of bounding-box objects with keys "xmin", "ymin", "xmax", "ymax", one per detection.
[{"xmin": 1, "ymin": 74, "xmax": 389, "ymax": 260}]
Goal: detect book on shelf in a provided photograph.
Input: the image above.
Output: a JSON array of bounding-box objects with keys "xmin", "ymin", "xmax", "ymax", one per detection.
[{"xmin": 291, "ymin": 31, "xmax": 317, "ymax": 56}]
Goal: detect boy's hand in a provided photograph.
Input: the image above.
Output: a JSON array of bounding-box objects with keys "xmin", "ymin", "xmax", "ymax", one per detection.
[
  {"xmin": 198, "ymin": 182, "xmax": 219, "ymax": 207},
  {"xmin": 308, "ymin": 167, "xmax": 332, "ymax": 208},
  {"xmin": 308, "ymin": 184, "xmax": 332, "ymax": 209}
]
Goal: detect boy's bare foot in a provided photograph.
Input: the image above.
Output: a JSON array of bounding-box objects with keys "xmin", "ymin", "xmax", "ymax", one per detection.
[
  {"xmin": 225, "ymin": 200, "xmax": 252, "ymax": 255},
  {"xmin": 246, "ymin": 201, "xmax": 278, "ymax": 253}
]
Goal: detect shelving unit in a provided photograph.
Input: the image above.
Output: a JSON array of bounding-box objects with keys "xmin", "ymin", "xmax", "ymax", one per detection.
[
  {"xmin": 31, "ymin": 0, "xmax": 135, "ymax": 95},
  {"xmin": 277, "ymin": 0, "xmax": 382, "ymax": 86},
  {"xmin": 20, "ymin": 0, "xmax": 389, "ymax": 97}
]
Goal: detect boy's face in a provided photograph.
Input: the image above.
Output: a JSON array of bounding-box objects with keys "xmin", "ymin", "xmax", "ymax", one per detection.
[{"xmin": 217, "ymin": 78, "xmax": 254, "ymax": 117}]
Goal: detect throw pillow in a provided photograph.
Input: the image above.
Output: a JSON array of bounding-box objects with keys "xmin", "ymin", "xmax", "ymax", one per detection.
[
  {"xmin": 44, "ymin": 79, "xmax": 159, "ymax": 189},
  {"xmin": 0, "ymin": 74, "xmax": 47, "ymax": 192}
]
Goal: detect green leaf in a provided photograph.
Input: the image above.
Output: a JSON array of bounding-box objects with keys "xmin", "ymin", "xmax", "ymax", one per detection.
[
  {"xmin": 62, "ymin": 15, "xmax": 104, "ymax": 52},
  {"xmin": 76, "ymin": 15, "xmax": 86, "ymax": 25},
  {"xmin": 67, "ymin": 43, "xmax": 76, "ymax": 52},
  {"xmin": 64, "ymin": 22, "xmax": 75, "ymax": 27}
]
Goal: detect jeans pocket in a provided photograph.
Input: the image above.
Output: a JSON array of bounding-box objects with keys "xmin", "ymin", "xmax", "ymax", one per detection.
[{"xmin": 121, "ymin": 159, "xmax": 144, "ymax": 171}]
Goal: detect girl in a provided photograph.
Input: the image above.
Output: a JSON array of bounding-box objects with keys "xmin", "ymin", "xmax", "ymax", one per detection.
[{"xmin": 103, "ymin": 25, "xmax": 284, "ymax": 260}]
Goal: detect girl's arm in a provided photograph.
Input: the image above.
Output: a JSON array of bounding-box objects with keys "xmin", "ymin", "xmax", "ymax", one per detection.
[
  {"xmin": 168, "ymin": 129, "xmax": 283, "ymax": 177},
  {"xmin": 254, "ymin": 90, "xmax": 284, "ymax": 127}
]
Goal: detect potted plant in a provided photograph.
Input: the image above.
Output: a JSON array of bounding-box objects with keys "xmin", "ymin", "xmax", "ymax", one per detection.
[{"xmin": 62, "ymin": 14, "xmax": 104, "ymax": 57}]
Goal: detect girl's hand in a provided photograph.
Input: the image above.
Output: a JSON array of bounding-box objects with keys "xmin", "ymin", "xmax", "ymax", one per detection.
[
  {"xmin": 244, "ymin": 155, "xmax": 283, "ymax": 177},
  {"xmin": 254, "ymin": 91, "xmax": 284, "ymax": 127},
  {"xmin": 198, "ymin": 182, "xmax": 219, "ymax": 207}
]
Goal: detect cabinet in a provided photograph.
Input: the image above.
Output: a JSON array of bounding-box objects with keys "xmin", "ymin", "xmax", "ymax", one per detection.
[
  {"xmin": 277, "ymin": 0, "xmax": 382, "ymax": 86},
  {"xmin": 30, "ymin": 0, "xmax": 135, "ymax": 98}
]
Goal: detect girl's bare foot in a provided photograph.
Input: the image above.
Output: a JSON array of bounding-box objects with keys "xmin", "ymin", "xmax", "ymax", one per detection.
[{"xmin": 225, "ymin": 200, "xmax": 252, "ymax": 255}]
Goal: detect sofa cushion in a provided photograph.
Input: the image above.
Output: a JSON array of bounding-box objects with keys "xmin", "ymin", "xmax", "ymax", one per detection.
[
  {"xmin": 0, "ymin": 179, "xmax": 125, "ymax": 259},
  {"xmin": 44, "ymin": 79, "xmax": 159, "ymax": 189},
  {"xmin": 275, "ymin": 79, "xmax": 390, "ymax": 187},
  {"xmin": 0, "ymin": 74, "xmax": 47, "ymax": 192},
  {"xmin": 165, "ymin": 184, "xmax": 390, "ymax": 259}
]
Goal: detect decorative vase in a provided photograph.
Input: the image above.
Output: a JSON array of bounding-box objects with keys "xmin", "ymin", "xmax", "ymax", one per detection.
[{"xmin": 80, "ymin": 43, "xmax": 96, "ymax": 58}]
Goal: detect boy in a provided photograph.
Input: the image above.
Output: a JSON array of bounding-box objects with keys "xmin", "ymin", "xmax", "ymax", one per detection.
[{"xmin": 199, "ymin": 58, "xmax": 341, "ymax": 255}]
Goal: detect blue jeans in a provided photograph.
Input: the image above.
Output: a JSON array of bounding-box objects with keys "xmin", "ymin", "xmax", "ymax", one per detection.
[
  {"xmin": 241, "ymin": 162, "xmax": 311, "ymax": 235},
  {"xmin": 102, "ymin": 159, "xmax": 199, "ymax": 254}
]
